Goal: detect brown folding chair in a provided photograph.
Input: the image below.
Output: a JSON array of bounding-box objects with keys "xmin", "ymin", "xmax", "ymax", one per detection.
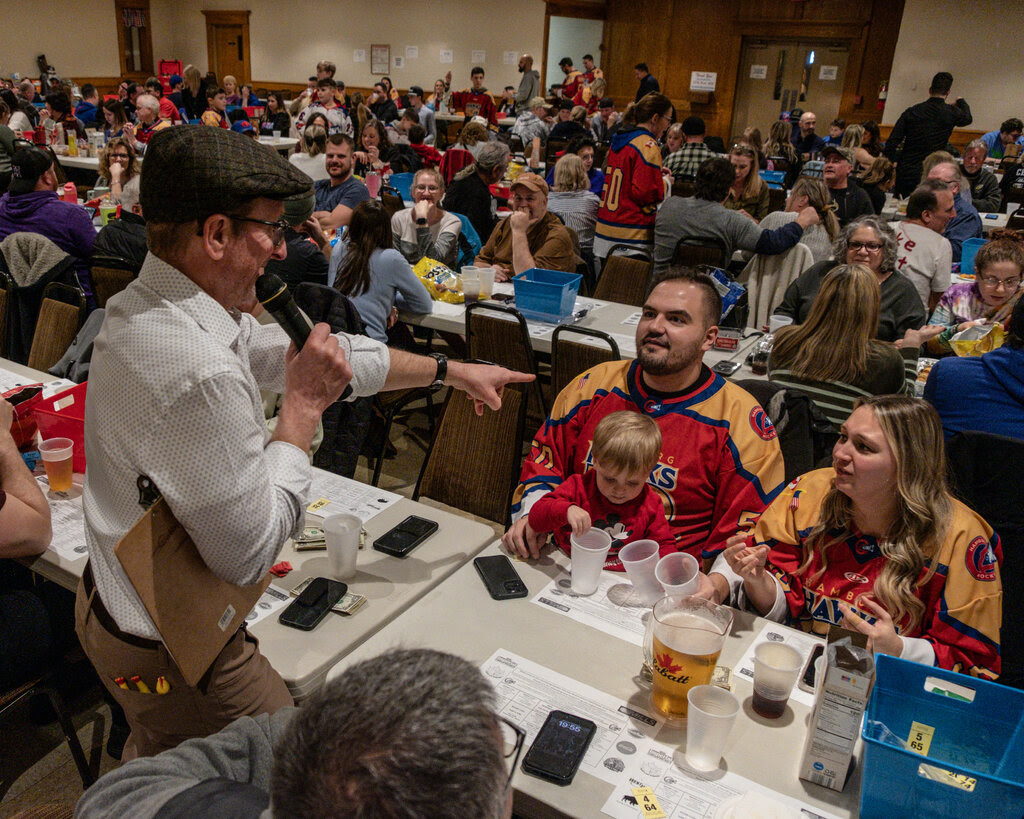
[
  {"xmin": 551, "ymin": 325, "xmax": 621, "ymax": 398},
  {"xmin": 90, "ymin": 257, "xmax": 136, "ymax": 308},
  {"xmin": 465, "ymin": 301, "xmax": 547, "ymax": 427},
  {"xmin": 671, "ymin": 178, "xmax": 695, "ymax": 198},
  {"xmin": 27, "ymin": 282, "xmax": 84, "ymax": 372},
  {"xmin": 593, "ymin": 245, "xmax": 651, "ymax": 307},
  {"xmin": 545, "ymin": 138, "xmax": 568, "ymax": 166},
  {"xmin": 380, "ymin": 186, "xmax": 406, "ymax": 218},
  {"xmin": 413, "ymin": 377, "xmax": 527, "ymax": 525},
  {"xmin": 673, "ymin": 239, "xmax": 728, "ymax": 269}
]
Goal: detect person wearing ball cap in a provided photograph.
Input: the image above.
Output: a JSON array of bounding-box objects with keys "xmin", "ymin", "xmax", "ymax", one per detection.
[
  {"xmin": 77, "ymin": 125, "xmax": 534, "ymax": 759},
  {"xmin": 474, "ymin": 172, "xmax": 575, "ymax": 281}
]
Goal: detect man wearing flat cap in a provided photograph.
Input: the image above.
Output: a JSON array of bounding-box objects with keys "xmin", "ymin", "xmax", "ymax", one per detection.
[
  {"xmin": 77, "ymin": 126, "xmax": 533, "ymax": 759},
  {"xmin": 475, "ymin": 173, "xmax": 575, "ymax": 280}
]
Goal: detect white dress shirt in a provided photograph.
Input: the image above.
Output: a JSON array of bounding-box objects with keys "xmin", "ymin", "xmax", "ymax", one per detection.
[{"xmin": 83, "ymin": 253, "xmax": 389, "ymax": 638}]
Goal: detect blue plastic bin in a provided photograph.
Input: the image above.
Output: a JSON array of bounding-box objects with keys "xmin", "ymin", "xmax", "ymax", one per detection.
[
  {"xmin": 960, "ymin": 237, "xmax": 987, "ymax": 278},
  {"xmin": 860, "ymin": 654, "xmax": 1024, "ymax": 818},
  {"xmin": 759, "ymin": 169, "xmax": 786, "ymax": 188},
  {"xmin": 512, "ymin": 268, "xmax": 582, "ymax": 323}
]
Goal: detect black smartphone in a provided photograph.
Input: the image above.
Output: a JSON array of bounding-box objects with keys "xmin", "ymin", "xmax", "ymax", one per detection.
[
  {"xmin": 373, "ymin": 515, "xmax": 439, "ymax": 558},
  {"xmin": 798, "ymin": 643, "xmax": 826, "ymax": 693},
  {"xmin": 711, "ymin": 359, "xmax": 742, "ymax": 376},
  {"xmin": 491, "ymin": 293, "xmax": 515, "ymax": 303},
  {"xmin": 474, "ymin": 555, "xmax": 528, "ymax": 600},
  {"xmin": 279, "ymin": 577, "xmax": 346, "ymax": 631},
  {"xmin": 521, "ymin": 710, "xmax": 597, "ymax": 786}
]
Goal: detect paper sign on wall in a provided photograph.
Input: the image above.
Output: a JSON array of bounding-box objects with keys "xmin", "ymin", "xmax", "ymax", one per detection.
[
  {"xmin": 504, "ymin": 50, "xmax": 518, "ymax": 65},
  {"xmin": 472, "ymin": 50, "xmax": 486, "ymax": 63},
  {"xmin": 750, "ymin": 64, "xmax": 768, "ymax": 79},
  {"xmin": 393, "ymin": 56, "xmax": 405, "ymax": 69},
  {"xmin": 405, "ymin": 46, "xmax": 418, "ymax": 60},
  {"xmin": 819, "ymin": 65, "xmax": 838, "ymax": 81},
  {"xmin": 689, "ymin": 71, "xmax": 717, "ymax": 92},
  {"xmin": 440, "ymin": 49, "xmax": 453, "ymax": 64},
  {"xmin": 353, "ymin": 49, "xmax": 366, "ymax": 63}
]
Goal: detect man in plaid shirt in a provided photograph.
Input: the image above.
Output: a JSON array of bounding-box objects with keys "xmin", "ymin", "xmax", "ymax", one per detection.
[{"xmin": 663, "ymin": 116, "xmax": 714, "ymax": 181}]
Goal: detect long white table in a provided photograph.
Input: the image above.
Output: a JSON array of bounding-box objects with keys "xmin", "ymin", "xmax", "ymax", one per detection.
[
  {"xmin": 8, "ymin": 359, "xmax": 496, "ymax": 699},
  {"xmin": 56, "ymin": 135, "xmax": 297, "ymax": 172},
  {"xmin": 328, "ymin": 540, "xmax": 860, "ymax": 818}
]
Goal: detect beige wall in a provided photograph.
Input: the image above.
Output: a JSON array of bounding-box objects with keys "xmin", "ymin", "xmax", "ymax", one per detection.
[
  {"xmin": 2, "ymin": 8, "xmax": 122, "ymax": 78},
  {"xmin": 884, "ymin": 0, "xmax": 1019, "ymax": 133}
]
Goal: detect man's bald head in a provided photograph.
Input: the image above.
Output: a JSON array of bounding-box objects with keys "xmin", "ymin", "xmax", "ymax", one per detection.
[{"xmin": 799, "ymin": 112, "xmax": 816, "ymax": 135}]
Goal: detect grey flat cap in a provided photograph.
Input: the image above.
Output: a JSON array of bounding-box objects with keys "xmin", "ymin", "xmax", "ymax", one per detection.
[{"xmin": 141, "ymin": 125, "xmax": 313, "ymax": 224}]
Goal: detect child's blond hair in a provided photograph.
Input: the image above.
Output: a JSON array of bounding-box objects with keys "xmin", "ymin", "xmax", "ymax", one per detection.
[{"xmin": 591, "ymin": 412, "xmax": 661, "ymax": 475}]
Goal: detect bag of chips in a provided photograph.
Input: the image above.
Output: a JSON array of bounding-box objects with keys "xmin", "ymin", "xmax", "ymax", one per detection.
[
  {"xmin": 412, "ymin": 257, "xmax": 464, "ymax": 304},
  {"xmin": 949, "ymin": 322, "xmax": 1006, "ymax": 357}
]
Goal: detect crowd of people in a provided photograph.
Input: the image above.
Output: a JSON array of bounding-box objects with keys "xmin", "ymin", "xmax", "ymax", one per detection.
[{"xmin": 0, "ymin": 53, "xmax": 1020, "ymax": 817}]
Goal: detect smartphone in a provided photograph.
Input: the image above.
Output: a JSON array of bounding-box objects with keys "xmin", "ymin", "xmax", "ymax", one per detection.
[
  {"xmin": 986, "ymin": 213, "xmax": 999, "ymax": 220},
  {"xmin": 521, "ymin": 710, "xmax": 597, "ymax": 786},
  {"xmin": 279, "ymin": 577, "xmax": 346, "ymax": 631},
  {"xmin": 798, "ymin": 643, "xmax": 826, "ymax": 693},
  {"xmin": 373, "ymin": 515, "xmax": 439, "ymax": 558},
  {"xmin": 491, "ymin": 293, "xmax": 515, "ymax": 303},
  {"xmin": 474, "ymin": 555, "xmax": 528, "ymax": 600},
  {"xmin": 712, "ymin": 359, "xmax": 742, "ymax": 376}
]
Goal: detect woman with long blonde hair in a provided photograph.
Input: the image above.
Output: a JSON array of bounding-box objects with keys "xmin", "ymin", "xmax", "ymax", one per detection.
[
  {"xmin": 758, "ymin": 176, "xmax": 839, "ymax": 263},
  {"xmin": 725, "ymin": 144, "xmax": 769, "ymax": 220},
  {"xmin": 711, "ymin": 394, "xmax": 1002, "ymax": 680},
  {"xmin": 768, "ymin": 264, "xmax": 915, "ymax": 425},
  {"xmin": 764, "ymin": 119, "xmax": 802, "ymax": 188}
]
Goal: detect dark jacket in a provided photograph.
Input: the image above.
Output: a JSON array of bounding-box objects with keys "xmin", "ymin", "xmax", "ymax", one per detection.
[
  {"xmin": 441, "ymin": 168, "xmax": 495, "ymax": 248},
  {"xmin": 74, "ymin": 100, "xmax": 100, "ymax": 129},
  {"xmin": 263, "ymin": 228, "xmax": 329, "ymax": 294},
  {"xmin": 774, "ymin": 259, "xmax": 926, "ymax": 342},
  {"xmin": 370, "ymin": 98, "xmax": 399, "ymax": 124},
  {"xmin": 635, "ymin": 73, "xmax": 660, "ymax": 103},
  {"xmin": 93, "ymin": 211, "xmax": 147, "ymax": 271},
  {"xmin": 828, "ymin": 181, "xmax": 875, "ymax": 226},
  {"xmin": 884, "ymin": 97, "xmax": 973, "ymax": 196},
  {"xmin": 181, "ymin": 80, "xmax": 209, "ymax": 121},
  {"xmin": 258, "ymin": 112, "xmax": 291, "ymax": 137},
  {"xmin": 963, "ymin": 167, "xmax": 1002, "ymax": 213}
]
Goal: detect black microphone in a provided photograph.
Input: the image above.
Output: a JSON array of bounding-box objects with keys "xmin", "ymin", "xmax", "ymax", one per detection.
[
  {"xmin": 256, "ymin": 273, "xmax": 314, "ymax": 349},
  {"xmin": 256, "ymin": 273, "xmax": 352, "ymax": 401}
]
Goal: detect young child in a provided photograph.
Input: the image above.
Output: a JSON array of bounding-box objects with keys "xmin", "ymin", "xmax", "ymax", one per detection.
[{"xmin": 528, "ymin": 411, "xmax": 676, "ymax": 571}]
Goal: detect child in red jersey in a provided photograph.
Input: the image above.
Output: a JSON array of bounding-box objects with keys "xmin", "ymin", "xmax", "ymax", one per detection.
[{"xmin": 528, "ymin": 411, "xmax": 675, "ymax": 570}]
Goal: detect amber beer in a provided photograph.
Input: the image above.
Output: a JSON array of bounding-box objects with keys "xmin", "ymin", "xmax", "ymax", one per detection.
[
  {"xmin": 651, "ymin": 611, "xmax": 724, "ymax": 718},
  {"xmin": 38, "ymin": 437, "xmax": 75, "ymax": 493}
]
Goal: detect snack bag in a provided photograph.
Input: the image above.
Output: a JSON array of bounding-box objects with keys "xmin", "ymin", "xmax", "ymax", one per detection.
[
  {"xmin": 949, "ymin": 323, "xmax": 1005, "ymax": 357},
  {"xmin": 412, "ymin": 257, "xmax": 464, "ymax": 304}
]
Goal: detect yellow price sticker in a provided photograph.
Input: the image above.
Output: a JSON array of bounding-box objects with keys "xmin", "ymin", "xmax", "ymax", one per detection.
[
  {"xmin": 631, "ymin": 787, "xmax": 666, "ymax": 819},
  {"xmin": 306, "ymin": 497, "xmax": 331, "ymax": 513},
  {"xmin": 908, "ymin": 721, "xmax": 935, "ymax": 756}
]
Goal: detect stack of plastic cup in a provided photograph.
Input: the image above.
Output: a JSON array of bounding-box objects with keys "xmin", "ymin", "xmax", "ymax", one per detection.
[
  {"xmin": 569, "ymin": 529, "xmax": 613, "ymax": 595},
  {"xmin": 323, "ymin": 513, "xmax": 361, "ymax": 580}
]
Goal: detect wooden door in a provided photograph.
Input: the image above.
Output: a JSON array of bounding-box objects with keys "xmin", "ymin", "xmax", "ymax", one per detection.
[
  {"xmin": 203, "ymin": 10, "xmax": 251, "ymax": 86},
  {"xmin": 731, "ymin": 39, "xmax": 850, "ymax": 143}
]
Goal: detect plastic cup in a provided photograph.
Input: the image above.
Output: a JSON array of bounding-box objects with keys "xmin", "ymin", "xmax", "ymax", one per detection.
[
  {"xmin": 272, "ymin": 130, "xmax": 281, "ymax": 143},
  {"xmin": 461, "ymin": 268, "xmax": 481, "ymax": 303},
  {"xmin": 324, "ymin": 513, "xmax": 361, "ymax": 580},
  {"xmin": 752, "ymin": 642, "xmax": 803, "ymax": 719},
  {"xmin": 655, "ymin": 552, "xmax": 699, "ymax": 595},
  {"xmin": 618, "ymin": 540, "xmax": 664, "ymax": 605},
  {"xmin": 685, "ymin": 685, "xmax": 740, "ymax": 771},
  {"xmin": 570, "ymin": 528, "xmax": 613, "ymax": 595},
  {"xmin": 477, "ymin": 267, "xmax": 495, "ymax": 299},
  {"xmin": 768, "ymin": 314, "xmax": 794, "ymax": 334},
  {"xmin": 39, "ymin": 437, "xmax": 74, "ymax": 492}
]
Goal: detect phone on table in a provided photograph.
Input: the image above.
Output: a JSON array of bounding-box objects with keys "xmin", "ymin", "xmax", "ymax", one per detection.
[
  {"xmin": 711, "ymin": 359, "xmax": 742, "ymax": 376},
  {"xmin": 798, "ymin": 643, "xmax": 826, "ymax": 693},
  {"xmin": 373, "ymin": 515, "xmax": 439, "ymax": 558},
  {"xmin": 278, "ymin": 577, "xmax": 346, "ymax": 631},
  {"xmin": 474, "ymin": 555, "xmax": 528, "ymax": 600},
  {"xmin": 521, "ymin": 709, "xmax": 597, "ymax": 786},
  {"xmin": 491, "ymin": 293, "xmax": 514, "ymax": 303}
]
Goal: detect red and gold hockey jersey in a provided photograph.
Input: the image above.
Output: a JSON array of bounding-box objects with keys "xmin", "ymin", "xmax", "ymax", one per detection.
[
  {"xmin": 595, "ymin": 127, "xmax": 666, "ymax": 250},
  {"xmin": 449, "ymin": 88, "xmax": 499, "ymax": 126},
  {"xmin": 752, "ymin": 468, "xmax": 1002, "ymax": 680},
  {"xmin": 512, "ymin": 360, "xmax": 786, "ymax": 560}
]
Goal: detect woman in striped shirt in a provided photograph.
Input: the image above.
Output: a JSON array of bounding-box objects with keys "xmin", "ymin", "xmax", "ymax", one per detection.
[
  {"xmin": 768, "ymin": 264, "xmax": 919, "ymax": 427},
  {"xmin": 547, "ymin": 154, "xmax": 600, "ymax": 261}
]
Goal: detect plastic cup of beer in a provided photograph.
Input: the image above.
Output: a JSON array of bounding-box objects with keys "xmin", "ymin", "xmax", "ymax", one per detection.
[
  {"xmin": 618, "ymin": 540, "xmax": 664, "ymax": 605},
  {"xmin": 477, "ymin": 267, "xmax": 495, "ymax": 299},
  {"xmin": 685, "ymin": 685, "xmax": 740, "ymax": 771},
  {"xmin": 751, "ymin": 642, "xmax": 803, "ymax": 719},
  {"xmin": 323, "ymin": 513, "xmax": 361, "ymax": 580},
  {"xmin": 38, "ymin": 437, "xmax": 74, "ymax": 492},
  {"xmin": 650, "ymin": 595, "xmax": 733, "ymax": 720},
  {"xmin": 569, "ymin": 528, "xmax": 613, "ymax": 595},
  {"xmin": 655, "ymin": 552, "xmax": 700, "ymax": 596}
]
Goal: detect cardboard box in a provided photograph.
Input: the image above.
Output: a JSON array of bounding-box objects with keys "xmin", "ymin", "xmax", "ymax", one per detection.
[
  {"xmin": 798, "ymin": 628, "xmax": 875, "ymax": 792},
  {"xmin": 713, "ymin": 328, "xmax": 743, "ymax": 351}
]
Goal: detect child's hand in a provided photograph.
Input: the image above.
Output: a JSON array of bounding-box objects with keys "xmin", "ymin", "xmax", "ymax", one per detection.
[{"xmin": 566, "ymin": 505, "xmax": 592, "ymax": 536}]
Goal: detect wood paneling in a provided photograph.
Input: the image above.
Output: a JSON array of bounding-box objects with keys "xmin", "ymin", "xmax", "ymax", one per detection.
[{"xmin": 602, "ymin": 0, "xmax": 905, "ymax": 142}]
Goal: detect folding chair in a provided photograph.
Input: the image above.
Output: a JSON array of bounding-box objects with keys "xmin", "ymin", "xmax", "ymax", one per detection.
[
  {"xmin": 551, "ymin": 326, "xmax": 621, "ymax": 398},
  {"xmin": 89, "ymin": 256, "xmax": 137, "ymax": 308},
  {"xmin": 414, "ymin": 376, "xmax": 527, "ymax": 525},
  {"xmin": 673, "ymin": 238, "xmax": 728, "ymax": 269},
  {"xmin": 27, "ymin": 282, "xmax": 85, "ymax": 372},
  {"xmin": 593, "ymin": 245, "xmax": 651, "ymax": 307}
]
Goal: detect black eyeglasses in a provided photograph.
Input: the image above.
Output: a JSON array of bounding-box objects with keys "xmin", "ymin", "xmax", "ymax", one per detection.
[
  {"xmin": 228, "ymin": 215, "xmax": 290, "ymax": 247},
  {"xmin": 499, "ymin": 715, "xmax": 527, "ymax": 791}
]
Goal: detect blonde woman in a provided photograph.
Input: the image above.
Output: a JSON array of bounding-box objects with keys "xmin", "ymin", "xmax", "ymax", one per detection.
[
  {"xmin": 711, "ymin": 394, "xmax": 1002, "ymax": 680},
  {"xmin": 758, "ymin": 176, "xmax": 839, "ymax": 263},
  {"xmin": 725, "ymin": 144, "xmax": 769, "ymax": 221},
  {"xmin": 547, "ymin": 154, "xmax": 600, "ymax": 256},
  {"xmin": 768, "ymin": 264, "xmax": 916, "ymax": 425},
  {"xmin": 858, "ymin": 156, "xmax": 895, "ymax": 213},
  {"xmin": 764, "ymin": 119, "xmax": 802, "ymax": 189},
  {"xmin": 288, "ymin": 124, "xmax": 329, "ymax": 181},
  {"xmin": 181, "ymin": 64, "xmax": 208, "ymax": 120},
  {"xmin": 98, "ymin": 137, "xmax": 140, "ymax": 205},
  {"xmin": 840, "ymin": 123, "xmax": 872, "ymax": 174}
]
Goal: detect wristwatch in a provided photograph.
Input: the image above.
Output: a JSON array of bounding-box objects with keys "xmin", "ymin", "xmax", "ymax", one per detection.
[
  {"xmin": 427, "ymin": 352, "xmax": 447, "ymax": 391},
  {"xmin": 415, "ymin": 216, "xmax": 428, "ymax": 226}
]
